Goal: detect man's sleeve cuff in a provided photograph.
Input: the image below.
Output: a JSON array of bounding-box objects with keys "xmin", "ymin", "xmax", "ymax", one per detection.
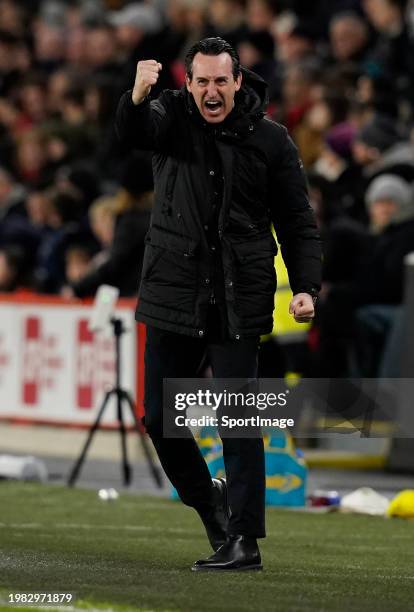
[
  {"xmin": 124, "ymin": 90, "xmax": 150, "ymax": 111},
  {"xmin": 293, "ymin": 287, "xmax": 319, "ymax": 303}
]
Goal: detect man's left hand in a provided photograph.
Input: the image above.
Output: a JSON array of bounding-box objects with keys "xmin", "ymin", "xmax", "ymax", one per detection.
[{"xmin": 289, "ymin": 293, "xmax": 315, "ymax": 323}]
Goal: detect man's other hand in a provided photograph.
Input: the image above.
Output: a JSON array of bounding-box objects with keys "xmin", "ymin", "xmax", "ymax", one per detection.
[
  {"xmin": 132, "ymin": 60, "xmax": 162, "ymax": 105},
  {"xmin": 289, "ymin": 293, "xmax": 315, "ymax": 323}
]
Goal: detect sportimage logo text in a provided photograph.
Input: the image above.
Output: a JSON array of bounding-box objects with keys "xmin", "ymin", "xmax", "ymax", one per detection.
[
  {"xmin": 174, "ymin": 389, "xmax": 289, "ymax": 411},
  {"xmin": 175, "ymin": 415, "xmax": 295, "ymax": 429}
]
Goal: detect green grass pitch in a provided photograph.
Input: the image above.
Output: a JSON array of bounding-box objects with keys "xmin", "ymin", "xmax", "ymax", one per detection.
[{"xmin": 0, "ymin": 481, "xmax": 414, "ymax": 612}]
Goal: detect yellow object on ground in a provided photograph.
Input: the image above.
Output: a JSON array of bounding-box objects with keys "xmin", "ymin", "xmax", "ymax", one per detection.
[{"xmin": 387, "ymin": 489, "xmax": 414, "ymax": 519}]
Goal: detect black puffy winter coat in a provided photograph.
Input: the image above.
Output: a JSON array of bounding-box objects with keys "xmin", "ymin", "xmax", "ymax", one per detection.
[{"xmin": 115, "ymin": 68, "xmax": 321, "ymax": 340}]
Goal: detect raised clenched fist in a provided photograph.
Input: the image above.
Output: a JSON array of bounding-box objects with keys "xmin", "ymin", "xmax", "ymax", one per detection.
[{"xmin": 132, "ymin": 60, "xmax": 162, "ymax": 105}]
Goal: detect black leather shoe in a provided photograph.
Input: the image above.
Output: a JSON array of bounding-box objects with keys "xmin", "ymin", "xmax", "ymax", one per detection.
[
  {"xmin": 191, "ymin": 535, "xmax": 262, "ymax": 572},
  {"xmin": 198, "ymin": 477, "xmax": 230, "ymax": 552}
]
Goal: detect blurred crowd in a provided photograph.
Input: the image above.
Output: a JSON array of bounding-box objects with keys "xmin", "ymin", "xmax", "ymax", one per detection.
[{"xmin": 0, "ymin": 0, "xmax": 414, "ymax": 377}]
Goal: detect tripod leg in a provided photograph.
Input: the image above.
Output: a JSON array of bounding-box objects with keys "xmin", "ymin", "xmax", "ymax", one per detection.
[
  {"xmin": 67, "ymin": 391, "xmax": 112, "ymax": 487},
  {"xmin": 123, "ymin": 390, "xmax": 164, "ymax": 488},
  {"xmin": 116, "ymin": 390, "xmax": 131, "ymax": 486}
]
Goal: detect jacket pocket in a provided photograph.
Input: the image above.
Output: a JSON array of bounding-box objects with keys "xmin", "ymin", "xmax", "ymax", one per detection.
[
  {"xmin": 231, "ymin": 236, "xmax": 277, "ymax": 318},
  {"xmin": 232, "ymin": 236, "xmax": 277, "ymax": 263},
  {"xmin": 145, "ymin": 224, "xmax": 198, "ymax": 256},
  {"xmin": 140, "ymin": 224, "xmax": 199, "ymax": 313}
]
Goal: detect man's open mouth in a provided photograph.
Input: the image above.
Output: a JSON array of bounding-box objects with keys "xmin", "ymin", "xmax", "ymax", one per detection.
[{"xmin": 204, "ymin": 100, "xmax": 223, "ymax": 114}]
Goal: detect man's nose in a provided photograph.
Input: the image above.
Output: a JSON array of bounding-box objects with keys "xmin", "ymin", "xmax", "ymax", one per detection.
[{"xmin": 207, "ymin": 82, "xmax": 217, "ymax": 97}]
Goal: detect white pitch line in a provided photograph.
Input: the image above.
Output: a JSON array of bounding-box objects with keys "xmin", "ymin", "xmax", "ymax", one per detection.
[
  {"xmin": 0, "ymin": 522, "xmax": 414, "ymax": 545},
  {"xmin": 0, "ymin": 607, "xmax": 117, "ymax": 612},
  {"xmin": 0, "ymin": 522, "xmax": 189, "ymax": 534}
]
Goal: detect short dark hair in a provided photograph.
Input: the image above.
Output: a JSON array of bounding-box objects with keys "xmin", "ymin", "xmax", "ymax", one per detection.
[{"xmin": 184, "ymin": 37, "xmax": 241, "ymax": 80}]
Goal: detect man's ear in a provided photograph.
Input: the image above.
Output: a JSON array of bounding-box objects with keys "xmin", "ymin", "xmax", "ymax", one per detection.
[
  {"xmin": 235, "ymin": 72, "xmax": 242, "ymax": 92},
  {"xmin": 185, "ymin": 76, "xmax": 192, "ymax": 92}
]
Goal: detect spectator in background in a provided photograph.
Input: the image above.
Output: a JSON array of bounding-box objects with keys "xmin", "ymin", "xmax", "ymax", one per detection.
[
  {"xmin": 281, "ymin": 0, "xmax": 363, "ymax": 36},
  {"xmin": 354, "ymin": 173, "xmax": 414, "ymax": 375},
  {"xmin": 13, "ymin": 129, "xmax": 53, "ymax": 188},
  {"xmin": 47, "ymin": 69, "xmax": 78, "ymax": 116},
  {"xmin": 278, "ymin": 59, "xmax": 321, "ymax": 132},
  {"xmin": 65, "ymin": 26, "xmax": 88, "ymax": 73},
  {"xmin": 84, "ymin": 77, "xmax": 119, "ymax": 130},
  {"xmin": 42, "ymin": 85, "xmax": 98, "ymax": 165},
  {"xmin": 83, "ymin": 76, "xmax": 121, "ymax": 175},
  {"xmin": 365, "ymin": 174, "xmax": 413, "ymax": 234},
  {"xmin": 67, "ymin": 194, "xmax": 150, "ymax": 297},
  {"xmin": 277, "ymin": 22, "xmax": 317, "ymax": 65},
  {"xmin": 111, "ymin": 2, "xmax": 178, "ymax": 98},
  {"xmin": 35, "ymin": 187, "xmax": 85, "ymax": 293},
  {"xmin": 363, "ymin": 0, "xmax": 414, "ymax": 96},
  {"xmin": 0, "ymin": 178, "xmax": 43, "ymax": 273},
  {"xmin": 0, "ymin": 166, "xmax": 26, "ymax": 220},
  {"xmin": 0, "ymin": 30, "xmax": 32, "ymax": 97},
  {"xmin": 84, "ymin": 24, "xmax": 121, "ymax": 82},
  {"xmin": 312, "ymin": 121, "xmax": 366, "ymax": 220},
  {"xmin": 88, "ymin": 195, "xmax": 116, "ymax": 254},
  {"xmin": 361, "ymin": 174, "xmax": 414, "ymax": 302},
  {"xmin": 33, "ymin": 19, "xmax": 66, "ymax": 74},
  {"xmin": 329, "ymin": 12, "xmax": 371, "ymax": 67},
  {"xmin": 18, "ymin": 75, "xmax": 49, "ymax": 127},
  {"xmin": 65, "ymin": 244, "xmax": 94, "ymax": 285},
  {"xmin": 0, "ymin": 0, "xmax": 26, "ymax": 38},
  {"xmin": 164, "ymin": 0, "xmax": 209, "ymax": 74},
  {"xmin": 294, "ymin": 93, "xmax": 350, "ymax": 168},
  {"xmin": 355, "ymin": 72, "xmax": 399, "ymax": 118},
  {"xmin": 352, "ymin": 113, "xmax": 414, "ymax": 183},
  {"xmin": 0, "ymin": 244, "xmax": 33, "ymax": 291},
  {"xmin": 245, "ymin": 0, "xmax": 278, "ymax": 32},
  {"xmin": 207, "ymin": 0, "xmax": 248, "ymax": 48},
  {"xmin": 308, "ymin": 170, "xmax": 368, "ymax": 377},
  {"xmin": 237, "ymin": 29, "xmax": 281, "ymax": 102},
  {"xmin": 68, "ymin": 152, "xmax": 153, "ymax": 298},
  {"xmin": 54, "ymin": 163, "xmax": 101, "ymax": 213},
  {"xmin": 25, "ymin": 189, "xmax": 52, "ymax": 229},
  {"xmin": 111, "ymin": 2, "xmax": 163, "ymax": 57}
]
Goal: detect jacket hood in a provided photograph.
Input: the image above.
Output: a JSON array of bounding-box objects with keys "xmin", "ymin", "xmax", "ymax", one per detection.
[{"xmin": 236, "ymin": 66, "xmax": 268, "ymax": 119}]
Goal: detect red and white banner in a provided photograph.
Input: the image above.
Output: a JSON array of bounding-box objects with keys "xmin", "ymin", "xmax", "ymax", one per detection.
[{"xmin": 0, "ymin": 294, "xmax": 145, "ymax": 427}]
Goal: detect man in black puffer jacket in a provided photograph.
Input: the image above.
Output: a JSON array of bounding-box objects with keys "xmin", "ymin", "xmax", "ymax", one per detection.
[{"xmin": 116, "ymin": 37, "xmax": 321, "ymax": 572}]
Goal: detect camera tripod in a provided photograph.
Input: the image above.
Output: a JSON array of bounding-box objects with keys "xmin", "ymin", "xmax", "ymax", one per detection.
[{"xmin": 67, "ymin": 317, "xmax": 162, "ymax": 488}]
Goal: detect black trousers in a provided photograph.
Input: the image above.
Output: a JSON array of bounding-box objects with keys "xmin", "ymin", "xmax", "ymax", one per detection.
[{"xmin": 143, "ymin": 322, "xmax": 266, "ymax": 538}]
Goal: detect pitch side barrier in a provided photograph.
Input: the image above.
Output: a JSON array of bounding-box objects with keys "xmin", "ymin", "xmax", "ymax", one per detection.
[{"xmin": 0, "ymin": 292, "xmax": 145, "ymax": 428}]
